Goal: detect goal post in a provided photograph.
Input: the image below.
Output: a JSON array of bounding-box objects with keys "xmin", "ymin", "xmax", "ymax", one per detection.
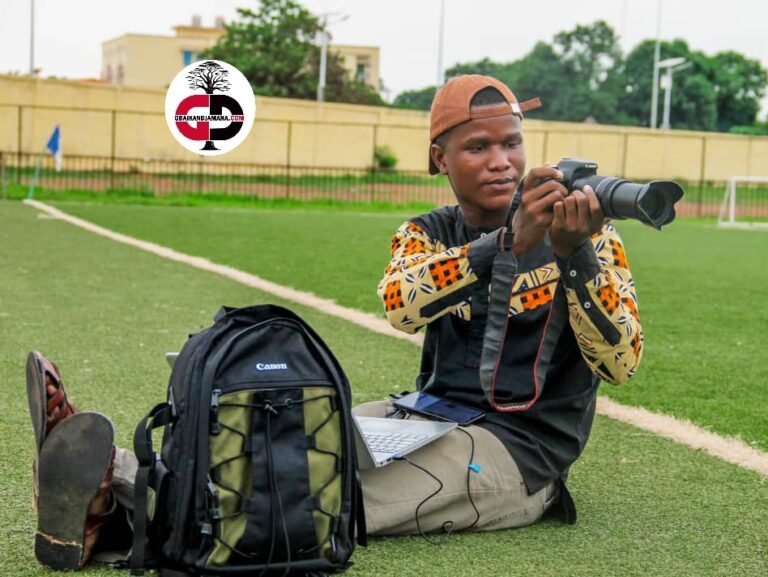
[{"xmin": 717, "ymin": 176, "xmax": 768, "ymax": 228}]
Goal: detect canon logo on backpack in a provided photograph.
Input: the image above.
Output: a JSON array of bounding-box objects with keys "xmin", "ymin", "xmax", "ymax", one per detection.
[{"xmin": 255, "ymin": 362, "xmax": 288, "ymax": 371}]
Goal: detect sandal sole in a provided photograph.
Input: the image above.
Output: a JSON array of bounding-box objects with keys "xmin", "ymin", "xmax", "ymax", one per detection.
[
  {"xmin": 35, "ymin": 412, "xmax": 114, "ymax": 570},
  {"xmin": 26, "ymin": 351, "xmax": 48, "ymax": 456}
]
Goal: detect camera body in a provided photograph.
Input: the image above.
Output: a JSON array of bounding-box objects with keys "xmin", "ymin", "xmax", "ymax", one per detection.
[
  {"xmin": 554, "ymin": 158, "xmax": 601, "ymax": 189},
  {"xmin": 551, "ymin": 157, "xmax": 684, "ymax": 229}
]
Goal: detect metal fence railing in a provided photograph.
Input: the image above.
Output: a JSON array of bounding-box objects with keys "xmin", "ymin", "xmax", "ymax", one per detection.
[
  {"xmin": 1, "ymin": 151, "xmax": 458, "ymax": 206},
  {"xmin": 2, "ymin": 151, "xmax": 767, "ymax": 220}
]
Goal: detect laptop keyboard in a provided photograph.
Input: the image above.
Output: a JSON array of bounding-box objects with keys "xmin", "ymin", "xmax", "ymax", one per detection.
[{"xmin": 364, "ymin": 431, "xmax": 429, "ymax": 454}]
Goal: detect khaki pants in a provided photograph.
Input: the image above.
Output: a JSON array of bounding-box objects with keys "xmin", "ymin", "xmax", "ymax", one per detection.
[{"xmin": 354, "ymin": 401, "xmax": 556, "ymax": 536}]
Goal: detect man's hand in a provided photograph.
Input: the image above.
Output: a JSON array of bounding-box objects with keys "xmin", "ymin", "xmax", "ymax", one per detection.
[
  {"xmin": 550, "ymin": 185, "xmax": 605, "ymax": 259},
  {"xmin": 510, "ymin": 166, "xmax": 568, "ymax": 255}
]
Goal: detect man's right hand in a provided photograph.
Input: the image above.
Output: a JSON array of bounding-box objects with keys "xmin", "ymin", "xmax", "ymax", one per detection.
[{"xmin": 510, "ymin": 165, "xmax": 569, "ymax": 255}]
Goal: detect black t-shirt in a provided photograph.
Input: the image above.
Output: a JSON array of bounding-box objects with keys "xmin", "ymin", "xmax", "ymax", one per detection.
[{"xmin": 411, "ymin": 206, "xmax": 600, "ymax": 494}]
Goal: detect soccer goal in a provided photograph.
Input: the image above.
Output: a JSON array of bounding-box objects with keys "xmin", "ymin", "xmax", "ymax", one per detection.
[{"xmin": 717, "ymin": 176, "xmax": 768, "ymax": 228}]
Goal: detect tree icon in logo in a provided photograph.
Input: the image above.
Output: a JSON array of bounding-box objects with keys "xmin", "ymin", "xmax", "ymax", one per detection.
[
  {"xmin": 186, "ymin": 61, "xmax": 232, "ymax": 95},
  {"xmin": 185, "ymin": 61, "xmax": 234, "ymax": 151}
]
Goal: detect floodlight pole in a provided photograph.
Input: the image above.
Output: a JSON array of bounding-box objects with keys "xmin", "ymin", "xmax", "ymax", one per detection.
[
  {"xmin": 660, "ymin": 59, "xmax": 691, "ymax": 130},
  {"xmin": 660, "ymin": 68, "xmax": 673, "ymax": 130},
  {"xmin": 436, "ymin": 0, "xmax": 445, "ymax": 87},
  {"xmin": 317, "ymin": 26, "xmax": 329, "ymax": 103},
  {"xmin": 650, "ymin": 0, "xmax": 662, "ymax": 129},
  {"xmin": 316, "ymin": 13, "xmax": 349, "ymax": 103},
  {"xmin": 29, "ymin": 0, "xmax": 35, "ymax": 76}
]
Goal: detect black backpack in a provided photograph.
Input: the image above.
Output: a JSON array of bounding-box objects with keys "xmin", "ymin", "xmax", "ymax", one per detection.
[{"xmin": 130, "ymin": 304, "xmax": 366, "ymax": 577}]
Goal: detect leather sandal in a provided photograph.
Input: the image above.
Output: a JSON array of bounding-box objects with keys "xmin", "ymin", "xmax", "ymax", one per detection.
[
  {"xmin": 26, "ymin": 350, "xmax": 78, "ymax": 456},
  {"xmin": 35, "ymin": 412, "xmax": 115, "ymax": 571}
]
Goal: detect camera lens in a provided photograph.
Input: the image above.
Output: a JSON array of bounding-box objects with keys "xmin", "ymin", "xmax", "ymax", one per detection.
[
  {"xmin": 573, "ymin": 175, "xmax": 683, "ymax": 229},
  {"xmin": 637, "ymin": 181, "xmax": 684, "ymax": 229}
]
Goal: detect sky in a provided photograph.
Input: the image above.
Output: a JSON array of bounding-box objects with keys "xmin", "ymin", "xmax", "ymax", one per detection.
[{"xmin": 2, "ymin": 0, "xmax": 768, "ymax": 116}]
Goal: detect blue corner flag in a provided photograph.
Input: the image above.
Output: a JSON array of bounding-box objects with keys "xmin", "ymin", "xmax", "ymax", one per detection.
[
  {"xmin": 28, "ymin": 125, "xmax": 63, "ymax": 198},
  {"xmin": 46, "ymin": 125, "xmax": 62, "ymax": 172}
]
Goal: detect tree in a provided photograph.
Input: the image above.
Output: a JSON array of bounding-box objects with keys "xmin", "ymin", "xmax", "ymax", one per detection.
[
  {"xmin": 509, "ymin": 42, "xmax": 571, "ymax": 119},
  {"xmin": 396, "ymin": 21, "xmax": 628, "ymax": 124},
  {"xmin": 445, "ymin": 58, "xmax": 508, "ymax": 81},
  {"xmin": 203, "ymin": 0, "xmax": 320, "ymax": 99},
  {"xmin": 507, "ymin": 21, "xmax": 627, "ymax": 124},
  {"xmin": 621, "ymin": 39, "xmax": 717, "ymax": 131},
  {"xmin": 706, "ymin": 51, "xmax": 767, "ymax": 131},
  {"xmin": 553, "ymin": 21, "xmax": 622, "ymax": 91},
  {"xmin": 391, "ymin": 20, "xmax": 768, "ymax": 132},
  {"xmin": 202, "ymin": 0, "xmax": 383, "ymax": 105},
  {"xmin": 730, "ymin": 122, "xmax": 768, "ymax": 136},
  {"xmin": 392, "ymin": 86, "xmax": 437, "ymax": 111}
]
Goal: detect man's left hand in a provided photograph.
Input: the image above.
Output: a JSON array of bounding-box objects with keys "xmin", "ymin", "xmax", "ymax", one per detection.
[{"xmin": 550, "ymin": 185, "xmax": 605, "ymax": 259}]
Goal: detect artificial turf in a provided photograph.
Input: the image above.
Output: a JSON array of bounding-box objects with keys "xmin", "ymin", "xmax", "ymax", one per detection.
[
  {"xmin": 51, "ymin": 201, "xmax": 768, "ymax": 452},
  {"xmin": 1, "ymin": 200, "xmax": 766, "ymax": 576}
]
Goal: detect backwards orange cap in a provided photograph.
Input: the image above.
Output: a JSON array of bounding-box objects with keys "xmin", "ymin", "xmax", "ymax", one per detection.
[{"xmin": 428, "ymin": 75, "xmax": 541, "ymax": 174}]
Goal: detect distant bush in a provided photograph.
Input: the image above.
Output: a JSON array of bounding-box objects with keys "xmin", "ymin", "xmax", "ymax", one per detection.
[
  {"xmin": 729, "ymin": 124, "xmax": 768, "ymax": 136},
  {"xmin": 374, "ymin": 146, "xmax": 398, "ymax": 170}
]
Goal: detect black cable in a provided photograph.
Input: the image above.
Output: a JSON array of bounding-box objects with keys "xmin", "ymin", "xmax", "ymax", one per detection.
[
  {"xmin": 395, "ymin": 426, "xmax": 482, "ymax": 544},
  {"xmin": 395, "ymin": 456, "xmax": 450, "ymax": 545},
  {"xmin": 456, "ymin": 427, "xmax": 481, "ymax": 532}
]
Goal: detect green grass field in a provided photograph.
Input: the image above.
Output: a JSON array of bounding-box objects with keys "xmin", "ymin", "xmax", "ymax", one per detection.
[
  {"xmin": 1, "ymin": 200, "xmax": 766, "ymax": 576},
  {"xmin": 53, "ymin": 201, "xmax": 768, "ymax": 451}
]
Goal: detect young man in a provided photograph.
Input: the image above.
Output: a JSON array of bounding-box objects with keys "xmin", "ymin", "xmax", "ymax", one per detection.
[
  {"xmin": 355, "ymin": 74, "xmax": 643, "ymax": 535},
  {"xmin": 25, "ymin": 74, "xmax": 643, "ymax": 571}
]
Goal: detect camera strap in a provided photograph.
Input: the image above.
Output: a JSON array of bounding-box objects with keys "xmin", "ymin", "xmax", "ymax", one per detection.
[{"xmin": 479, "ymin": 246, "xmax": 568, "ymax": 412}]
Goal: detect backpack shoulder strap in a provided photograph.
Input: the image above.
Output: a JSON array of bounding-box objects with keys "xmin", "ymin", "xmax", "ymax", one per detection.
[{"xmin": 130, "ymin": 402, "xmax": 175, "ymax": 575}]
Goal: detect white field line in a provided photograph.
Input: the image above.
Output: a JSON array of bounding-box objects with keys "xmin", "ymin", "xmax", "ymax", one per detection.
[
  {"xmin": 25, "ymin": 199, "xmax": 768, "ymax": 478},
  {"xmin": 25, "ymin": 199, "xmax": 421, "ymax": 348}
]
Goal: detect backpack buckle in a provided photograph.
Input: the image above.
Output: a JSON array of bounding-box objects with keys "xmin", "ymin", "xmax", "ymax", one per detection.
[{"xmin": 210, "ymin": 389, "xmax": 221, "ymax": 435}]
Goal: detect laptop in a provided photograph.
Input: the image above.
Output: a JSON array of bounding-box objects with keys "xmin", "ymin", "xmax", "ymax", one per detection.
[
  {"xmin": 165, "ymin": 352, "xmax": 179, "ymax": 367},
  {"xmin": 164, "ymin": 351, "xmax": 456, "ymax": 469},
  {"xmin": 352, "ymin": 415, "xmax": 456, "ymax": 469}
]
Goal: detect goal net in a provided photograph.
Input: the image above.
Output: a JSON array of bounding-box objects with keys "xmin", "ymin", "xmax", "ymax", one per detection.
[{"xmin": 717, "ymin": 176, "xmax": 768, "ymax": 228}]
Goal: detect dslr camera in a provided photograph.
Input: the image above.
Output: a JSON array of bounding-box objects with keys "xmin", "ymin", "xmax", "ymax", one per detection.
[{"xmin": 554, "ymin": 158, "xmax": 684, "ymax": 229}]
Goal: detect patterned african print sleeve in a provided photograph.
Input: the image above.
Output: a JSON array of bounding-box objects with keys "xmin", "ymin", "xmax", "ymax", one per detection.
[
  {"xmin": 556, "ymin": 223, "xmax": 644, "ymax": 385},
  {"xmin": 377, "ymin": 220, "xmax": 500, "ymax": 334}
]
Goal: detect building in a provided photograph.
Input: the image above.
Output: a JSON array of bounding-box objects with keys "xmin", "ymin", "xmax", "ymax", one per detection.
[
  {"xmin": 330, "ymin": 45, "xmax": 381, "ymax": 92},
  {"xmin": 101, "ymin": 16, "xmax": 225, "ymax": 88},
  {"xmin": 101, "ymin": 17, "xmax": 381, "ymax": 92}
]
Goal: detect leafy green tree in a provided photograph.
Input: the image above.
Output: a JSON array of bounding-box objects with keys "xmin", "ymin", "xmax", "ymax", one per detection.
[
  {"xmin": 392, "ymin": 86, "xmax": 437, "ymax": 110},
  {"xmin": 513, "ymin": 21, "xmax": 627, "ymax": 124},
  {"xmin": 730, "ymin": 122, "xmax": 768, "ymax": 135},
  {"xmin": 622, "ymin": 39, "xmax": 717, "ymax": 130},
  {"xmin": 398, "ymin": 21, "xmax": 627, "ymax": 123},
  {"xmin": 392, "ymin": 58, "xmax": 517, "ymax": 111},
  {"xmin": 392, "ymin": 20, "xmax": 768, "ymax": 132},
  {"xmin": 706, "ymin": 51, "xmax": 767, "ymax": 131},
  {"xmin": 509, "ymin": 42, "xmax": 571, "ymax": 119},
  {"xmin": 445, "ymin": 58, "xmax": 508, "ymax": 81},
  {"xmin": 445, "ymin": 58, "xmax": 520, "ymax": 93},
  {"xmin": 203, "ymin": 0, "xmax": 321, "ymax": 99},
  {"xmin": 202, "ymin": 0, "xmax": 383, "ymax": 105},
  {"xmin": 553, "ymin": 20, "xmax": 623, "ymax": 91}
]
